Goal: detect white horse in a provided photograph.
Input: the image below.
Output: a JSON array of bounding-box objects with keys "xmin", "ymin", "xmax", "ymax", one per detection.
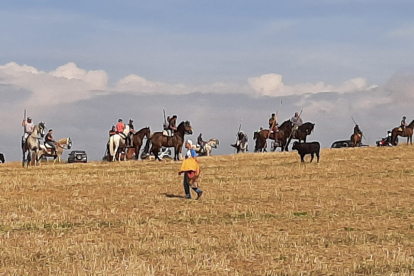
[
  {"xmin": 21, "ymin": 122, "xmax": 46, "ymax": 167},
  {"xmin": 109, "ymin": 125, "xmax": 130, "ymax": 161},
  {"xmin": 38, "ymin": 137, "xmax": 72, "ymax": 163},
  {"xmin": 192, "ymin": 138, "xmax": 219, "ymax": 156}
]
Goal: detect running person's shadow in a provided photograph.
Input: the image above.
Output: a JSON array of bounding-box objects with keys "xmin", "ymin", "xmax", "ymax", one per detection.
[{"xmin": 162, "ymin": 193, "xmax": 186, "ymax": 198}]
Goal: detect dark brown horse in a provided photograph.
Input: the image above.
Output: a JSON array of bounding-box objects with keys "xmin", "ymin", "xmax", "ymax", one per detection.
[
  {"xmin": 132, "ymin": 127, "xmax": 151, "ymax": 160},
  {"xmin": 391, "ymin": 119, "xmax": 414, "ymax": 145},
  {"xmin": 286, "ymin": 122, "xmax": 315, "ymax": 150},
  {"xmin": 0, "ymin": 153, "xmax": 4, "ymax": 163},
  {"xmin": 141, "ymin": 121, "xmax": 193, "ymax": 161},
  {"xmin": 253, "ymin": 120, "xmax": 293, "ymax": 152}
]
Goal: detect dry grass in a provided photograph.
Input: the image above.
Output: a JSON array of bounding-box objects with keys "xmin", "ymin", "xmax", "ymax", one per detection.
[{"xmin": 1, "ymin": 146, "xmax": 414, "ymax": 275}]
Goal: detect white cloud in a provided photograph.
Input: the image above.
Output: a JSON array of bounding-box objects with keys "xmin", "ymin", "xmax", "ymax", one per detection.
[
  {"xmin": 0, "ymin": 62, "xmax": 108, "ymax": 106},
  {"xmin": 248, "ymin": 73, "xmax": 378, "ymax": 96}
]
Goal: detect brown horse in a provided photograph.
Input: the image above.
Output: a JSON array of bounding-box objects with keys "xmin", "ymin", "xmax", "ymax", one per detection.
[
  {"xmin": 350, "ymin": 125, "xmax": 363, "ymax": 147},
  {"xmin": 38, "ymin": 137, "xmax": 72, "ymax": 163},
  {"xmin": 391, "ymin": 119, "xmax": 414, "ymax": 145},
  {"xmin": 132, "ymin": 127, "xmax": 151, "ymax": 160},
  {"xmin": 286, "ymin": 122, "xmax": 315, "ymax": 150},
  {"xmin": 253, "ymin": 120, "xmax": 293, "ymax": 152},
  {"xmin": 141, "ymin": 121, "xmax": 193, "ymax": 161}
]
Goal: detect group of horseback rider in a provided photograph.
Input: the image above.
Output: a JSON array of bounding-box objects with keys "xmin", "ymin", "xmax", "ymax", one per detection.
[
  {"xmin": 22, "ymin": 117, "xmax": 57, "ymax": 155},
  {"xmin": 109, "ymin": 118, "xmax": 136, "ymax": 146}
]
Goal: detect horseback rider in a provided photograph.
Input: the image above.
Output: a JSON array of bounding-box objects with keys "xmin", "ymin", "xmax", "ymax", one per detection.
[
  {"xmin": 168, "ymin": 115, "xmax": 177, "ymax": 136},
  {"xmin": 269, "ymin": 113, "xmax": 278, "ymax": 132},
  {"xmin": 354, "ymin": 124, "xmax": 362, "ymax": 137},
  {"xmin": 291, "ymin": 112, "xmax": 303, "ymax": 130},
  {"xmin": 401, "ymin": 116, "xmax": 407, "ymax": 135},
  {"xmin": 197, "ymin": 133, "xmax": 206, "ymax": 152},
  {"xmin": 126, "ymin": 119, "xmax": 135, "ymax": 147},
  {"xmin": 109, "ymin": 125, "xmax": 116, "ymax": 137},
  {"xmin": 164, "ymin": 116, "xmax": 170, "ymax": 132},
  {"xmin": 45, "ymin": 129, "xmax": 56, "ymax": 155},
  {"xmin": 116, "ymin": 119, "xmax": 125, "ymax": 134},
  {"xmin": 232, "ymin": 131, "xmax": 246, "ymax": 147},
  {"xmin": 22, "ymin": 117, "xmax": 35, "ymax": 143}
]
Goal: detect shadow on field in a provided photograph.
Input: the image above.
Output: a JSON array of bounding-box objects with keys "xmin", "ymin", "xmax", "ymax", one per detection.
[{"xmin": 162, "ymin": 193, "xmax": 185, "ymax": 199}]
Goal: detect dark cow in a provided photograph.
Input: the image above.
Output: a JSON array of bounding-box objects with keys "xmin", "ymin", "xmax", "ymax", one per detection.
[
  {"xmin": 0, "ymin": 153, "xmax": 4, "ymax": 163},
  {"xmin": 292, "ymin": 141, "xmax": 320, "ymax": 163}
]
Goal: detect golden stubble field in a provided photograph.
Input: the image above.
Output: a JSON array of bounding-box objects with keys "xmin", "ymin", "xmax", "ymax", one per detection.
[{"xmin": 1, "ymin": 146, "xmax": 414, "ymax": 275}]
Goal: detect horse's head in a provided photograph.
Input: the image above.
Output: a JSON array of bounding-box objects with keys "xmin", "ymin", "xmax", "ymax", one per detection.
[
  {"xmin": 183, "ymin": 121, "xmax": 193, "ymax": 135},
  {"xmin": 279, "ymin": 120, "xmax": 293, "ymax": 130},
  {"xmin": 67, "ymin": 137, "xmax": 72, "ymax": 149},
  {"xmin": 209, "ymin": 139, "xmax": 219, "ymax": 148},
  {"xmin": 253, "ymin": 132, "xmax": 258, "ymax": 140},
  {"xmin": 308, "ymin": 123, "xmax": 315, "ymax": 134},
  {"xmin": 38, "ymin": 122, "xmax": 46, "ymax": 138}
]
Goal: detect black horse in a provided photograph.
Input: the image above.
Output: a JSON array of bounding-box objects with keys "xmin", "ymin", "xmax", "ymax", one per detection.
[
  {"xmin": 0, "ymin": 153, "xmax": 4, "ymax": 163},
  {"xmin": 285, "ymin": 122, "xmax": 315, "ymax": 150}
]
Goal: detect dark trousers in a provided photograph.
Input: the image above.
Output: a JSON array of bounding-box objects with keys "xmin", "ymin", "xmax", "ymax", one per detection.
[{"xmin": 183, "ymin": 172, "xmax": 202, "ymax": 198}]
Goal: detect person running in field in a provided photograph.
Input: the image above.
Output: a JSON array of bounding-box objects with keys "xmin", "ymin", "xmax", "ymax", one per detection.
[{"xmin": 179, "ymin": 140, "xmax": 203, "ymax": 200}]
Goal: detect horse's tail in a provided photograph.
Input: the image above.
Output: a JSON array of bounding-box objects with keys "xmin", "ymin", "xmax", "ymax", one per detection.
[{"xmin": 109, "ymin": 136, "xmax": 115, "ymax": 157}]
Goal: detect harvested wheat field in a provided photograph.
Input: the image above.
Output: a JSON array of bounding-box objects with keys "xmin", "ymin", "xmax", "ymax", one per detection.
[{"xmin": 1, "ymin": 146, "xmax": 414, "ymax": 275}]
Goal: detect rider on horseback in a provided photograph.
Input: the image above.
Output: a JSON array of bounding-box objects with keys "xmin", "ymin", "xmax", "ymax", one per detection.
[
  {"xmin": 127, "ymin": 119, "xmax": 135, "ymax": 147},
  {"xmin": 109, "ymin": 125, "xmax": 116, "ymax": 137},
  {"xmin": 197, "ymin": 133, "xmax": 206, "ymax": 153},
  {"xmin": 291, "ymin": 112, "xmax": 303, "ymax": 130},
  {"xmin": 116, "ymin": 119, "xmax": 125, "ymax": 134},
  {"xmin": 401, "ymin": 116, "xmax": 407, "ymax": 135},
  {"xmin": 22, "ymin": 117, "xmax": 35, "ymax": 143},
  {"xmin": 168, "ymin": 115, "xmax": 177, "ymax": 136},
  {"xmin": 354, "ymin": 124, "xmax": 363, "ymax": 137},
  {"xmin": 45, "ymin": 129, "xmax": 56, "ymax": 155},
  {"xmin": 269, "ymin": 113, "xmax": 278, "ymax": 132}
]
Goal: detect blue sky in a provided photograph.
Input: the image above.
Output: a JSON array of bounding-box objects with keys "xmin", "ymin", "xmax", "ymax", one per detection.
[{"xmin": 1, "ymin": 1, "xmax": 414, "ymax": 161}]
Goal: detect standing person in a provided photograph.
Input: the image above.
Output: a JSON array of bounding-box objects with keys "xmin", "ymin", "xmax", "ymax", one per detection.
[
  {"xmin": 45, "ymin": 129, "xmax": 56, "ymax": 155},
  {"xmin": 290, "ymin": 112, "xmax": 303, "ymax": 130},
  {"xmin": 116, "ymin": 119, "xmax": 125, "ymax": 134},
  {"xmin": 401, "ymin": 116, "xmax": 407, "ymax": 135},
  {"xmin": 22, "ymin": 117, "xmax": 35, "ymax": 143},
  {"xmin": 179, "ymin": 140, "xmax": 203, "ymax": 199}
]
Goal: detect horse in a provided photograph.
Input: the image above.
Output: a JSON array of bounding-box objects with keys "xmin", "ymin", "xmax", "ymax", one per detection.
[
  {"xmin": 231, "ymin": 132, "xmax": 248, "ymax": 153},
  {"xmin": 254, "ymin": 120, "xmax": 292, "ymax": 152},
  {"xmin": 141, "ymin": 121, "xmax": 193, "ymax": 161},
  {"xmin": 108, "ymin": 125, "xmax": 130, "ymax": 161},
  {"xmin": 21, "ymin": 122, "xmax": 46, "ymax": 167},
  {"xmin": 38, "ymin": 137, "xmax": 72, "ymax": 163},
  {"xmin": 253, "ymin": 131, "xmax": 267, "ymax": 152},
  {"xmin": 391, "ymin": 119, "xmax": 414, "ymax": 145},
  {"xmin": 192, "ymin": 138, "xmax": 219, "ymax": 156},
  {"xmin": 132, "ymin": 127, "xmax": 151, "ymax": 160},
  {"xmin": 286, "ymin": 122, "xmax": 315, "ymax": 150},
  {"xmin": 350, "ymin": 125, "xmax": 363, "ymax": 147},
  {"xmin": 0, "ymin": 153, "xmax": 4, "ymax": 163}
]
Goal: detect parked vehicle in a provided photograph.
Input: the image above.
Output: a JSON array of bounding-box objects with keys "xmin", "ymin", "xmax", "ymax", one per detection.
[
  {"xmin": 68, "ymin": 150, "xmax": 87, "ymax": 163},
  {"xmin": 331, "ymin": 140, "xmax": 352, "ymax": 149}
]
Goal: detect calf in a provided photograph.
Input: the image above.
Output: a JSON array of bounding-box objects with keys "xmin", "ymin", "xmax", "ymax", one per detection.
[{"xmin": 292, "ymin": 141, "xmax": 320, "ymax": 163}]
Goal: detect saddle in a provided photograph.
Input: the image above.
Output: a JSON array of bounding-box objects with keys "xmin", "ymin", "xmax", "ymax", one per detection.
[{"xmin": 44, "ymin": 143, "xmax": 54, "ymax": 149}]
